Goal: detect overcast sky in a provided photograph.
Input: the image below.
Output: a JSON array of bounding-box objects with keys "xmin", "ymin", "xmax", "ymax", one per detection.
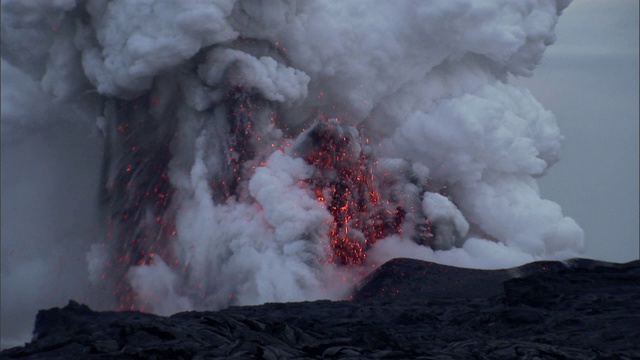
[{"xmin": 513, "ymin": 0, "xmax": 639, "ymax": 262}]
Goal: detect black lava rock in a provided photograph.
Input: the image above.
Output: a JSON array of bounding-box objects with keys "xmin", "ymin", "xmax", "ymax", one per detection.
[{"xmin": 2, "ymin": 258, "xmax": 639, "ymax": 359}]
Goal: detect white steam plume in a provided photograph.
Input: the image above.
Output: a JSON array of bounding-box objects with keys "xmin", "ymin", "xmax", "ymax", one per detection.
[{"xmin": 1, "ymin": 0, "xmax": 582, "ymax": 348}]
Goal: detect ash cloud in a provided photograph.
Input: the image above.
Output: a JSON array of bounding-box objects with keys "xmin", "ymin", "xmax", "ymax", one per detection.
[{"xmin": 1, "ymin": 0, "xmax": 582, "ymax": 348}]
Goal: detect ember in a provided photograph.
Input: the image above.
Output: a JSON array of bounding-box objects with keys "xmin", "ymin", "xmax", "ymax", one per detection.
[
  {"xmin": 294, "ymin": 119, "xmax": 407, "ymax": 264},
  {"xmin": 100, "ymin": 95, "xmax": 178, "ymax": 310}
]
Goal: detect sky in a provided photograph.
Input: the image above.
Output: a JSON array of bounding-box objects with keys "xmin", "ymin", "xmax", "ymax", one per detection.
[{"xmin": 512, "ymin": 0, "xmax": 639, "ymax": 262}]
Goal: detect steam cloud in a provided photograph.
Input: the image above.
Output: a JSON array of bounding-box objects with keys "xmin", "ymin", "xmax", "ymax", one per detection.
[{"xmin": 1, "ymin": 0, "xmax": 582, "ymax": 348}]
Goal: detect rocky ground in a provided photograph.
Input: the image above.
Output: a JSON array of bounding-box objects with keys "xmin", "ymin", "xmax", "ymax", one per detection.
[{"xmin": 2, "ymin": 258, "xmax": 639, "ymax": 359}]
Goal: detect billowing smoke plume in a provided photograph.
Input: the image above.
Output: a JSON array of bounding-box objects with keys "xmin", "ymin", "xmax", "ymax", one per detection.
[{"xmin": 1, "ymin": 0, "xmax": 582, "ymax": 347}]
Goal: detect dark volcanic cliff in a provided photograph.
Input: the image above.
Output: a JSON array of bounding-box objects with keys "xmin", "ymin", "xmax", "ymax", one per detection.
[{"xmin": 2, "ymin": 258, "xmax": 639, "ymax": 359}]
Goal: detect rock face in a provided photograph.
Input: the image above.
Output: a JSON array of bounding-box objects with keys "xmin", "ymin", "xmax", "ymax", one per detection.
[{"xmin": 2, "ymin": 258, "xmax": 639, "ymax": 359}]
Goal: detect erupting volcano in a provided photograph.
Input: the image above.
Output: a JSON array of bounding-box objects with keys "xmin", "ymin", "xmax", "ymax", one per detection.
[{"xmin": 2, "ymin": 0, "xmax": 585, "ymax": 333}]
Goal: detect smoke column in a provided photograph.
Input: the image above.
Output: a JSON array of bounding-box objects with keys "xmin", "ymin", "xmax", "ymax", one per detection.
[{"xmin": 1, "ymin": 0, "xmax": 582, "ymax": 347}]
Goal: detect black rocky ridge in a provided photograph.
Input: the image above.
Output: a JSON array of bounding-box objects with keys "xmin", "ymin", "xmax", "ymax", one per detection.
[{"xmin": 2, "ymin": 258, "xmax": 639, "ymax": 359}]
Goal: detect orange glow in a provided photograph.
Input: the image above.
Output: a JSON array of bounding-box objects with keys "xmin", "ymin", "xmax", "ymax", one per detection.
[{"xmin": 302, "ymin": 119, "xmax": 404, "ymax": 265}]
